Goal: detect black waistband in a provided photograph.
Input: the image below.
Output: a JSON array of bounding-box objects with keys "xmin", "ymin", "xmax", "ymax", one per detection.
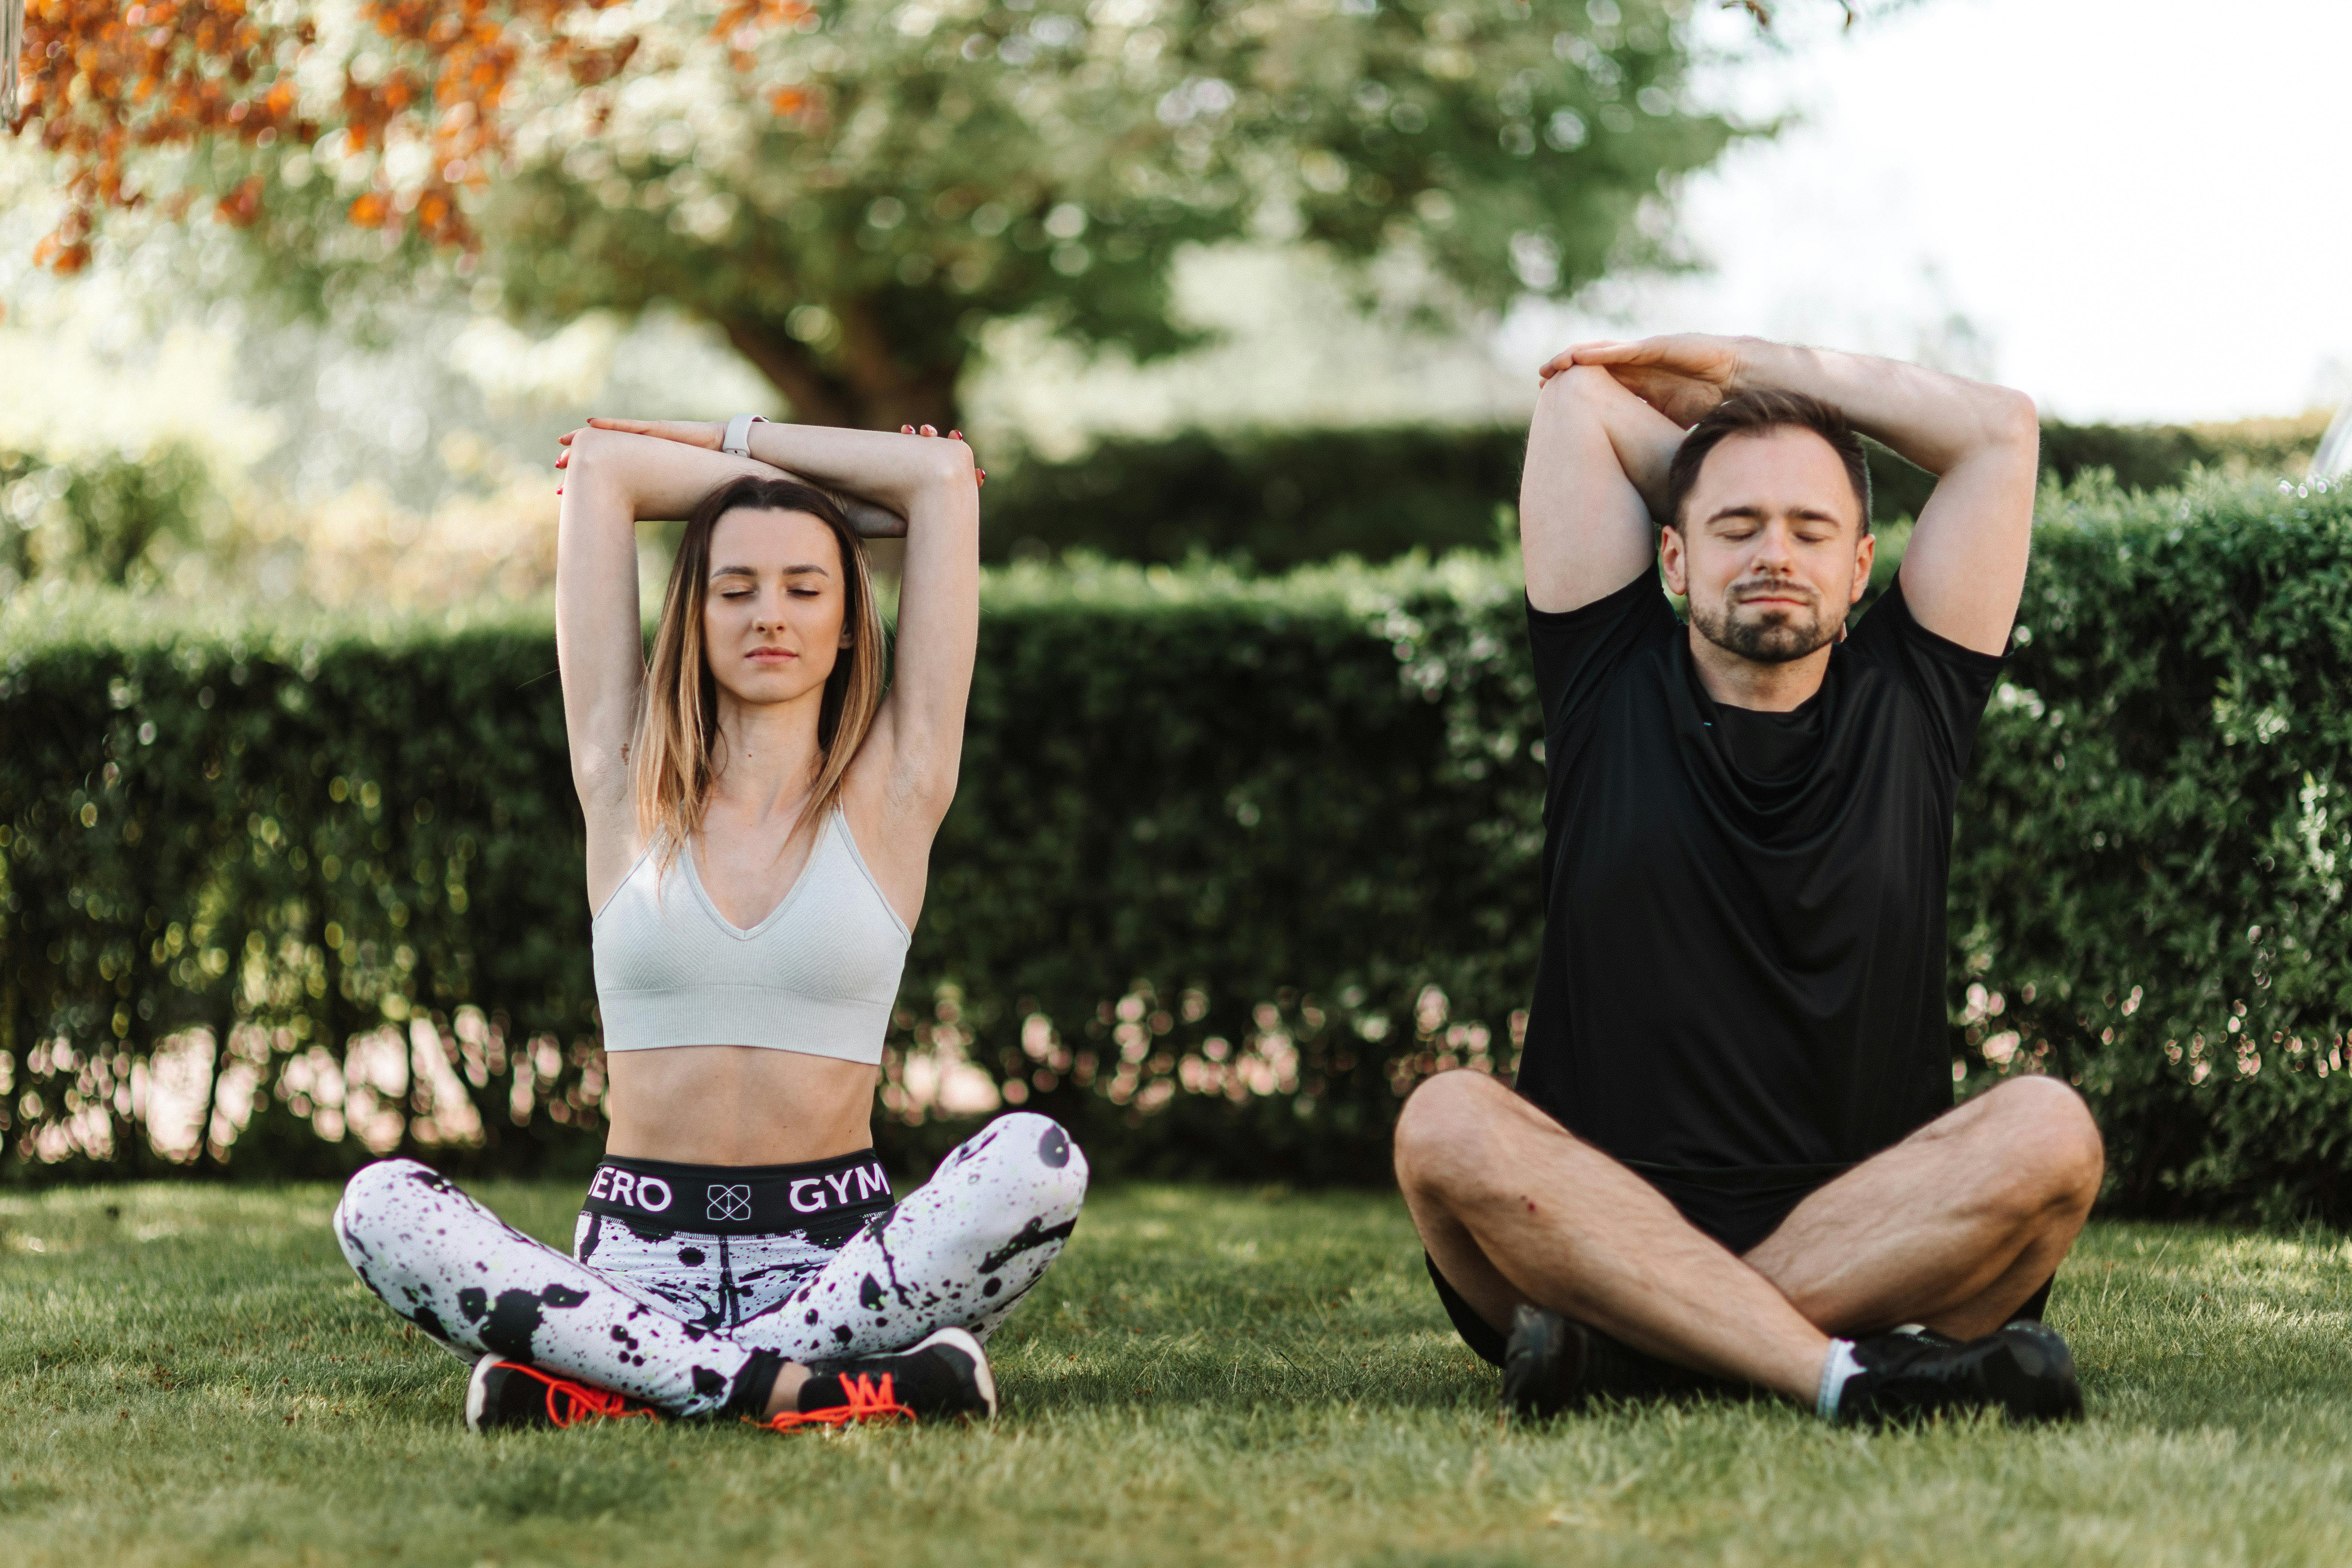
[{"xmin": 582, "ymin": 1150, "xmax": 894, "ymax": 1239}]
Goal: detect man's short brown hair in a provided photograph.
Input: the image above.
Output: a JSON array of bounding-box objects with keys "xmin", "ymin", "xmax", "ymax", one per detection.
[{"xmin": 1663, "ymin": 389, "xmax": 1872, "ymax": 534}]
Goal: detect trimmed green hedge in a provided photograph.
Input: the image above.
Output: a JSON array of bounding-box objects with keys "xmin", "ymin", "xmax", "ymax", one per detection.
[
  {"xmin": 1954, "ymin": 476, "xmax": 2352, "ymax": 1220},
  {"xmin": 5, "ymin": 476, "xmax": 2352, "ymax": 1218},
  {"xmin": 980, "ymin": 419, "xmax": 2325, "ymax": 568},
  {"xmin": 0, "ymin": 564, "xmax": 1532, "ymax": 1188},
  {"xmin": 979, "ymin": 428, "xmax": 1525, "ymax": 570}
]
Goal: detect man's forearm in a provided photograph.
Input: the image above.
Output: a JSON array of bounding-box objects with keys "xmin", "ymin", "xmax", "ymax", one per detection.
[{"xmin": 1732, "ymin": 341, "xmax": 2038, "ymax": 476}]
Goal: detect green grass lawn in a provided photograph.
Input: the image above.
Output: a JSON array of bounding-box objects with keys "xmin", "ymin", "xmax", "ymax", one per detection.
[{"xmin": 4, "ymin": 1181, "xmax": 2352, "ymax": 1567}]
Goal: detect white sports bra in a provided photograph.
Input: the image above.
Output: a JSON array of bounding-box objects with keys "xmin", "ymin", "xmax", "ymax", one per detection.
[{"xmin": 591, "ymin": 812, "xmax": 911, "ymax": 1063}]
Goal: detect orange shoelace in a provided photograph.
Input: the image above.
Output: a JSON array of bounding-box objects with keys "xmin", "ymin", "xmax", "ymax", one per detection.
[
  {"xmin": 747, "ymin": 1373, "xmax": 918, "ymax": 1433},
  {"xmin": 500, "ymin": 1363, "xmax": 661, "ymax": 1429}
]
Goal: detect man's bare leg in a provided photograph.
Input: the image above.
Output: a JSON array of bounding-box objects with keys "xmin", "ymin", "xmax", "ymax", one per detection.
[
  {"xmin": 1744, "ymin": 1076, "xmax": 2104, "ymax": 1340},
  {"xmin": 1395, "ymin": 1072, "xmax": 2103, "ymax": 1405},
  {"xmin": 1392, "ymin": 1071, "xmax": 1830, "ymax": 1402}
]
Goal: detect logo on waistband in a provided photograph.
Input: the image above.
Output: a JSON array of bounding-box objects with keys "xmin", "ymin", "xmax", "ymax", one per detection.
[
  {"xmin": 706, "ymin": 1184, "xmax": 754, "ymax": 1222},
  {"xmin": 588, "ymin": 1166, "xmax": 674, "ymax": 1214},
  {"xmin": 788, "ymin": 1162, "xmax": 892, "ymax": 1214}
]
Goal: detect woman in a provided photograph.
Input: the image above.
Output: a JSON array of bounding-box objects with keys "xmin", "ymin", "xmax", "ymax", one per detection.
[{"xmin": 333, "ymin": 415, "xmax": 1087, "ymax": 1432}]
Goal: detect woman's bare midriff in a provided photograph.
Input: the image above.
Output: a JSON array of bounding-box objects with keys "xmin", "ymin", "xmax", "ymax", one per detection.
[{"xmin": 601, "ymin": 1046, "xmax": 879, "ymax": 1165}]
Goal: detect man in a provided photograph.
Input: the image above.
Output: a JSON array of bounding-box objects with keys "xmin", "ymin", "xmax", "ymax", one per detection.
[{"xmin": 1393, "ymin": 334, "xmax": 2103, "ymax": 1424}]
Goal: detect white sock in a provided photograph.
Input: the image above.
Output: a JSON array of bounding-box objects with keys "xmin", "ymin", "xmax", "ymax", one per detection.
[{"xmin": 1815, "ymin": 1339, "xmax": 1863, "ymax": 1420}]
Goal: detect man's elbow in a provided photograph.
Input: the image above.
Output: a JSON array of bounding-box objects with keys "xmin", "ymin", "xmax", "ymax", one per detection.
[
  {"xmin": 1979, "ymin": 387, "xmax": 2041, "ymax": 453},
  {"xmin": 1539, "ymin": 364, "xmax": 1624, "ymax": 412}
]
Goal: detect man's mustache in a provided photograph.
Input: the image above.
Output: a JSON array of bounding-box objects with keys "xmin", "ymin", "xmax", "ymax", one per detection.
[{"xmin": 1728, "ymin": 578, "xmax": 1820, "ymax": 608}]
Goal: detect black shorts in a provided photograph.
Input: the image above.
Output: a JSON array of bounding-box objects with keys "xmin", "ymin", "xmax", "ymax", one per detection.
[{"xmin": 1425, "ymin": 1165, "xmax": 2053, "ymax": 1368}]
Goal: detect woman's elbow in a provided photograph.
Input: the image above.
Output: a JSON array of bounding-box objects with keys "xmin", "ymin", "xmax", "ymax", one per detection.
[
  {"xmin": 914, "ymin": 437, "xmax": 979, "ymax": 493},
  {"xmin": 563, "ymin": 425, "xmax": 637, "ymax": 483}
]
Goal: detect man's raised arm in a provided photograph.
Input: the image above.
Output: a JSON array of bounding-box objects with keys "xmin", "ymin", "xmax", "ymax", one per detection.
[
  {"xmin": 1560, "ymin": 336, "xmax": 2041, "ymax": 653},
  {"xmin": 1519, "ymin": 363, "xmax": 1687, "ymax": 615}
]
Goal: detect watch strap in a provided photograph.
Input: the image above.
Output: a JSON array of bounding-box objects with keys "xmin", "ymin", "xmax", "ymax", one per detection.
[{"xmin": 722, "ymin": 413, "xmax": 767, "ymax": 457}]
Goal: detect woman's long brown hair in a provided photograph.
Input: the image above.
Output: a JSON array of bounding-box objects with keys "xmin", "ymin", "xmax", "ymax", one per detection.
[{"xmin": 631, "ymin": 475, "xmax": 886, "ymax": 868}]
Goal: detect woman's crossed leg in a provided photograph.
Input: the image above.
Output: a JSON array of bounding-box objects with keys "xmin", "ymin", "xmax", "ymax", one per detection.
[{"xmin": 334, "ymin": 1112, "xmax": 1087, "ymax": 1426}]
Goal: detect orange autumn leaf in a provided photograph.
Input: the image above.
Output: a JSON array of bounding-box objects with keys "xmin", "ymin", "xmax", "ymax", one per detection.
[
  {"xmin": 7, "ymin": 0, "xmax": 792, "ymax": 266},
  {"xmin": 216, "ymin": 173, "xmax": 265, "ymax": 225}
]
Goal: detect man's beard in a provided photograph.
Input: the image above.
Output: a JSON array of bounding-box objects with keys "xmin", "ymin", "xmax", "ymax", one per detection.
[{"xmin": 1688, "ymin": 581, "xmax": 1837, "ymax": 664}]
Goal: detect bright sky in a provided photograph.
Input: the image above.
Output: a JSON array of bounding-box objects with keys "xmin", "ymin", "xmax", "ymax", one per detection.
[{"xmin": 1510, "ymin": 0, "xmax": 2352, "ymax": 423}]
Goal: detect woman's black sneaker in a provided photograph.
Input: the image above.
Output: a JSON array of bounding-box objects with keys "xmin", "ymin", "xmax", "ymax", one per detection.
[
  {"xmin": 465, "ymin": 1356, "xmax": 659, "ymax": 1432},
  {"xmin": 1839, "ymin": 1321, "xmax": 2084, "ymax": 1426},
  {"xmin": 751, "ymin": 1326, "xmax": 999, "ymax": 1431}
]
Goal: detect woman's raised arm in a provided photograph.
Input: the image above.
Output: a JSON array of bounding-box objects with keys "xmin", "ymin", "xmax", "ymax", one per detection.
[
  {"xmin": 554, "ymin": 426, "xmax": 778, "ymax": 907},
  {"xmin": 716, "ymin": 422, "xmax": 983, "ymax": 841}
]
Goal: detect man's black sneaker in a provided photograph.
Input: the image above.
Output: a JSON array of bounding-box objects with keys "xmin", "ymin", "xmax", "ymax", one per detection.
[
  {"xmin": 1500, "ymin": 1305, "xmax": 1592, "ymax": 1419},
  {"xmin": 465, "ymin": 1356, "xmax": 659, "ymax": 1432},
  {"xmin": 753, "ymin": 1326, "xmax": 999, "ymax": 1431},
  {"xmin": 1500, "ymin": 1307, "xmax": 1728, "ymax": 1417},
  {"xmin": 1839, "ymin": 1320, "xmax": 2084, "ymax": 1426},
  {"xmin": 1884, "ymin": 1322, "xmax": 1965, "ymax": 1350}
]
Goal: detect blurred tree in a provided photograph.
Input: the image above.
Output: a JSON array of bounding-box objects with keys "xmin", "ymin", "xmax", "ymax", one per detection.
[
  {"xmin": 0, "ymin": 450, "xmax": 39, "ymax": 586},
  {"xmin": 55, "ymin": 445, "xmax": 213, "ymax": 583},
  {"xmin": 0, "ymin": 444, "xmax": 214, "ymax": 587},
  {"xmin": 12, "ymin": 0, "xmax": 1754, "ymax": 429}
]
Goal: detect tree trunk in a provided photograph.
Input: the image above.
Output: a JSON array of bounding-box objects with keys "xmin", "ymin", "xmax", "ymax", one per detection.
[
  {"xmin": 722, "ymin": 305, "xmax": 964, "ymax": 433},
  {"xmin": 722, "ymin": 321, "xmax": 859, "ymax": 428}
]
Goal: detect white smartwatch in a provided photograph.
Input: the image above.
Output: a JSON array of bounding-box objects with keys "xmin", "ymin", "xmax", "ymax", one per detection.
[{"xmin": 721, "ymin": 413, "xmax": 768, "ymax": 457}]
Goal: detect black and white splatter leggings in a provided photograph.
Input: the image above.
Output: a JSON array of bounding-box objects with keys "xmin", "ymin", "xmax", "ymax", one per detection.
[{"xmin": 332, "ymin": 1113, "xmax": 1087, "ymax": 1419}]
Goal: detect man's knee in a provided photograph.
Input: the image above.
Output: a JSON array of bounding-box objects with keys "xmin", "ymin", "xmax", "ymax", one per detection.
[
  {"xmin": 1393, "ymin": 1070, "xmax": 1521, "ymax": 1199},
  {"xmin": 1976, "ymin": 1077, "xmax": 2105, "ymax": 1214}
]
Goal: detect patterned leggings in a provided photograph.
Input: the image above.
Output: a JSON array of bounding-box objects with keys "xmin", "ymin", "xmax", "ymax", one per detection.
[{"xmin": 332, "ymin": 1113, "xmax": 1087, "ymax": 1419}]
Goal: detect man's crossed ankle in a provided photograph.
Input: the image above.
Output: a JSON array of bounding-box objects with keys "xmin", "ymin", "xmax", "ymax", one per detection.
[{"xmin": 1499, "ymin": 1307, "xmax": 2084, "ymax": 1427}]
